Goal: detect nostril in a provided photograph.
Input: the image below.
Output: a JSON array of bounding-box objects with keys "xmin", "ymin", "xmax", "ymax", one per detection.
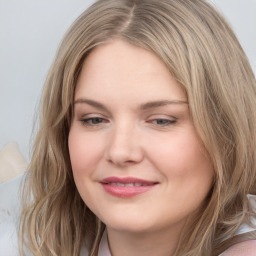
[{"xmin": 105, "ymin": 131, "xmax": 144, "ymax": 166}]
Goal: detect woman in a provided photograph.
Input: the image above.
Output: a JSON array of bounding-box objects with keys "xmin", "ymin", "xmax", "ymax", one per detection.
[{"xmin": 19, "ymin": 0, "xmax": 256, "ymax": 255}]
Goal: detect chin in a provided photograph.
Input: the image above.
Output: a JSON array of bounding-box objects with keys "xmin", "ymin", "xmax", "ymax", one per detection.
[{"xmin": 102, "ymin": 214, "xmax": 160, "ymax": 234}]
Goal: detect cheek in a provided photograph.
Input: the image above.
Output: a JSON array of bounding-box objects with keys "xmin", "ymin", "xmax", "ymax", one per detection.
[
  {"xmin": 146, "ymin": 130, "xmax": 214, "ymax": 190},
  {"xmin": 68, "ymin": 127, "xmax": 102, "ymax": 176},
  {"xmin": 68, "ymin": 132, "xmax": 85, "ymax": 174},
  {"xmin": 68, "ymin": 127, "xmax": 104, "ymax": 205}
]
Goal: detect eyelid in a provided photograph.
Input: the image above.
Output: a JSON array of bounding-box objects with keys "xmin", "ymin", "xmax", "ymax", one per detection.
[
  {"xmin": 145, "ymin": 114, "xmax": 178, "ymax": 126},
  {"xmin": 80, "ymin": 117, "xmax": 110, "ymax": 129},
  {"xmin": 77, "ymin": 112, "xmax": 108, "ymax": 119},
  {"xmin": 76, "ymin": 112, "xmax": 110, "ymax": 126},
  {"xmin": 146, "ymin": 114, "xmax": 177, "ymax": 120},
  {"xmin": 74, "ymin": 104, "xmax": 112, "ymax": 120}
]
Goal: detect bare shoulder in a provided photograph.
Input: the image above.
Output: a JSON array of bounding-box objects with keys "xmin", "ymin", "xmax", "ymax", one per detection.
[{"xmin": 220, "ymin": 240, "xmax": 256, "ymax": 256}]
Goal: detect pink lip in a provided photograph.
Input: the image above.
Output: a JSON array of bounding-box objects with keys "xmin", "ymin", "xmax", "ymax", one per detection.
[{"xmin": 100, "ymin": 176, "xmax": 158, "ymax": 198}]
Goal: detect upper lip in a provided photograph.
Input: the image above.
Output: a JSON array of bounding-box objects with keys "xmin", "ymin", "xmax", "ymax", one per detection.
[{"xmin": 100, "ymin": 176, "xmax": 158, "ymax": 185}]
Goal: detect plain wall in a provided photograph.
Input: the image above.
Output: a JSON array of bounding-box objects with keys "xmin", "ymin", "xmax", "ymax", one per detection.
[{"xmin": 0, "ymin": 0, "xmax": 255, "ymax": 161}]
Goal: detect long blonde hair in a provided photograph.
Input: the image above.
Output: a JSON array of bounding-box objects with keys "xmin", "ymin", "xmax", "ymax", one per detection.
[{"xmin": 20, "ymin": 0, "xmax": 256, "ymax": 255}]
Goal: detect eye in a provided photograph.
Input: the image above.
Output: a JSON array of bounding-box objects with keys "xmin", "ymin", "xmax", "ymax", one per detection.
[
  {"xmin": 81, "ymin": 117, "xmax": 108, "ymax": 126},
  {"xmin": 148, "ymin": 118, "xmax": 177, "ymax": 127}
]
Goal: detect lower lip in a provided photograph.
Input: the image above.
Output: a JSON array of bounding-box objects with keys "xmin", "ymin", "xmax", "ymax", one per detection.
[{"xmin": 101, "ymin": 183, "xmax": 156, "ymax": 198}]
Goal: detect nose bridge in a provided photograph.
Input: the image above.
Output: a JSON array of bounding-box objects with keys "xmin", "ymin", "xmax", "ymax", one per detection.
[{"xmin": 106, "ymin": 120, "xmax": 143, "ymax": 166}]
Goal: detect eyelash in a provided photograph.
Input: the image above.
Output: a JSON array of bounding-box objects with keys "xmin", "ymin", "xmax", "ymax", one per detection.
[
  {"xmin": 81, "ymin": 117, "xmax": 108, "ymax": 126},
  {"xmin": 149, "ymin": 118, "xmax": 177, "ymax": 126},
  {"xmin": 80, "ymin": 117, "xmax": 177, "ymax": 128}
]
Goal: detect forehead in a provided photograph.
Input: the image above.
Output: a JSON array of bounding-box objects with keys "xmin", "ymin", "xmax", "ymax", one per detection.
[{"xmin": 75, "ymin": 39, "xmax": 187, "ymax": 103}]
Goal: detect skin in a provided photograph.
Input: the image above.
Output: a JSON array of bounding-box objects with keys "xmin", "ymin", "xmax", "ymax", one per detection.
[
  {"xmin": 220, "ymin": 240, "xmax": 256, "ymax": 256},
  {"xmin": 68, "ymin": 40, "xmax": 214, "ymax": 256}
]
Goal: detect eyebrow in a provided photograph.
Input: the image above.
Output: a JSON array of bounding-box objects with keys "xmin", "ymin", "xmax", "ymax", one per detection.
[
  {"xmin": 74, "ymin": 98, "xmax": 109, "ymax": 112},
  {"xmin": 139, "ymin": 100, "xmax": 188, "ymax": 110},
  {"xmin": 74, "ymin": 98, "xmax": 188, "ymax": 111}
]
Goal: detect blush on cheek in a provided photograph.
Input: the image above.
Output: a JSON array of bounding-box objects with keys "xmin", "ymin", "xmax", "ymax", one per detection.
[{"xmin": 68, "ymin": 134, "xmax": 82, "ymax": 174}]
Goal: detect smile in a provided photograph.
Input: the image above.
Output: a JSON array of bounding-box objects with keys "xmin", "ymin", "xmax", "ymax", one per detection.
[
  {"xmin": 107, "ymin": 182, "xmax": 150, "ymax": 187},
  {"xmin": 100, "ymin": 177, "xmax": 158, "ymax": 198}
]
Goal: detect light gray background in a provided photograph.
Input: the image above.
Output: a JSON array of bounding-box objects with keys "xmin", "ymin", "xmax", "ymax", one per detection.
[{"xmin": 0, "ymin": 0, "xmax": 255, "ymax": 161}]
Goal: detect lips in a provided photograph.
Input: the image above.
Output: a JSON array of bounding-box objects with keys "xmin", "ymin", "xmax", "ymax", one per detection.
[
  {"xmin": 106, "ymin": 182, "xmax": 150, "ymax": 187},
  {"xmin": 100, "ymin": 176, "xmax": 158, "ymax": 198}
]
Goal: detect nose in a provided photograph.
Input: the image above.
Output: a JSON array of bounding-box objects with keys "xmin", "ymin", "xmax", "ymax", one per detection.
[{"xmin": 105, "ymin": 123, "xmax": 144, "ymax": 167}]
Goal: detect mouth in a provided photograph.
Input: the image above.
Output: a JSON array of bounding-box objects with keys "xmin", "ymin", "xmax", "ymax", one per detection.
[
  {"xmin": 100, "ymin": 176, "xmax": 159, "ymax": 198},
  {"xmin": 105, "ymin": 182, "xmax": 152, "ymax": 187}
]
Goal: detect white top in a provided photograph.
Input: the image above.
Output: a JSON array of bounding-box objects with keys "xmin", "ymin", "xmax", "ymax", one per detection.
[
  {"xmin": 97, "ymin": 229, "xmax": 256, "ymax": 256},
  {"xmin": 1, "ymin": 174, "xmax": 256, "ymax": 256},
  {"xmin": 235, "ymin": 194, "xmax": 256, "ymax": 235}
]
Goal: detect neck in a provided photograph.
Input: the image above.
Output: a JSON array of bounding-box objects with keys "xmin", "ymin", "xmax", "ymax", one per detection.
[{"xmin": 106, "ymin": 222, "xmax": 185, "ymax": 256}]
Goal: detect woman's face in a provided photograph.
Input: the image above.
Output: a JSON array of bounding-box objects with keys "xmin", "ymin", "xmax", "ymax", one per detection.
[{"xmin": 69, "ymin": 40, "xmax": 214, "ymax": 236}]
